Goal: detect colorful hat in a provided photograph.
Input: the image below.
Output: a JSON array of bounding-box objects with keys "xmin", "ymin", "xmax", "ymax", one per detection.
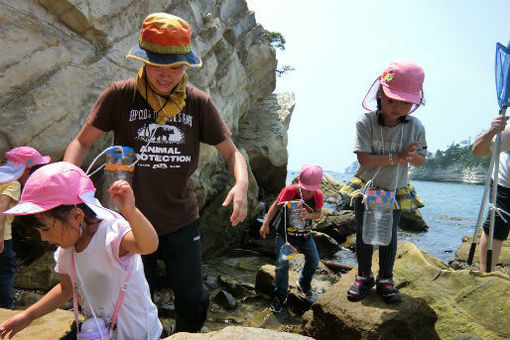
[
  {"xmin": 4, "ymin": 161, "xmax": 117, "ymax": 220},
  {"xmin": 298, "ymin": 164, "xmax": 323, "ymax": 191},
  {"xmin": 126, "ymin": 13, "xmax": 202, "ymax": 68},
  {"xmin": 0, "ymin": 147, "xmax": 51, "ymax": 183},
  {"xmin": 362, "ymin": 60, "xmax": 425, "ymax": 113}
]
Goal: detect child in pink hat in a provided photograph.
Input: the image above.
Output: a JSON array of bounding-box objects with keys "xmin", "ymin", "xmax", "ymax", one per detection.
[
  {"xmin": 260, "ymin": 164, "xmax": 324, "ymax": 312},
  {"xmin": 341, "ymin": 60, "xmax": 428, "ymax": 303},
  {"xmin": 0, "ymin": 146, "xmax": 50, "ymax": 310},
  {"xmin": 0, "ymin": 162, "xmax": 162, "ymax": 339}
]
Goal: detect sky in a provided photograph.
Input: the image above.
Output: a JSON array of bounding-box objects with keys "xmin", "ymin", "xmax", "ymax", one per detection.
[{"xmin": 245, "ymin": 0, "xmax": 510, "ymax": 172}]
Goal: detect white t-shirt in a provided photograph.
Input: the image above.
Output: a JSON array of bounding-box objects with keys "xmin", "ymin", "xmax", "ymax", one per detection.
[
  {"xmin": 55, "ymin": 218, "xmax": 162, "ymax": 340},
  {"xmin": 491, "ymin": 126, "xmax": 510, "ymax": 188}
]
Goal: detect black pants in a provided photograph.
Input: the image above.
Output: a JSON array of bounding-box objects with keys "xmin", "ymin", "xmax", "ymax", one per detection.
[
  {"xmin": 142, "ymin": 220, "xmax": 209, "ymax": 333},
  {"xmin": 354, "ymin": 197, "xmax": 401, "ymax": 279},
  {"xmin": 483, "ymin": 183, "xmax": 510, "ymax": 240}
]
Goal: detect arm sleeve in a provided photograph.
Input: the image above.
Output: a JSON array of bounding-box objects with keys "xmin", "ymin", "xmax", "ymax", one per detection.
[
  {"xmin": 105, "ymin": 220, "xmax": 134, "ymax": 272},
  {"xmin": 314, "ymin": 190, "xmax": 324, "ymax": 210},
  {"xmin": 87, "ymin": 83, "xmax": 120, "ymax": 132},
  {"xmin": 353, "ymin": 114, "xmax": 372, "ymax": 153},
  {"xmin": 197, "ymin": 91, "xmax": 231, "ymax": 145},
  {"xmin": 0, "ymin": 181, "xmax": 20, "ymax": 202}
]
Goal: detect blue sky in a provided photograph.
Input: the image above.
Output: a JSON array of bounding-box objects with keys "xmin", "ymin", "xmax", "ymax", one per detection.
[{"xmin": 245, "ymin": 0, "xmax": 510, "ymax": 171}]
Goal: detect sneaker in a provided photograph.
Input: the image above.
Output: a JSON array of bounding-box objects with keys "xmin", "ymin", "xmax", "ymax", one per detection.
[
  {"xmin": 376, "ymin": 277, "xmax": 402, "ymax": 303},
  {"xmin": 296, "ymin": 279, "xmax": 313, "ymax": 298},
  {"xmin": 347, "ymin": 274, "xmax": 375, "ymax": 301},
  {"xmin": 270, "ymin": 295, "xmax": 287, "ymax": 313}
]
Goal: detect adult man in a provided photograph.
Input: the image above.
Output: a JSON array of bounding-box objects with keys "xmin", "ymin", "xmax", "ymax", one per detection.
[{"xmin": 64, "ymin": 13, "xmax": 248, "ymax": 332}]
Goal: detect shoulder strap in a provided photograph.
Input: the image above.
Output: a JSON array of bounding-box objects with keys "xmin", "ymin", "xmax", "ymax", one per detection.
[{"xmin": 70, "ymin": 250, "xmax": 134, "ymax": 334}]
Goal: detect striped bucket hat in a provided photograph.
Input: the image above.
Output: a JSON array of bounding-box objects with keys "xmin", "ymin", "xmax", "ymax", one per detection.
[{"xmin": 126, "ymin": 13, "xmax": 202, "ymax": 68}]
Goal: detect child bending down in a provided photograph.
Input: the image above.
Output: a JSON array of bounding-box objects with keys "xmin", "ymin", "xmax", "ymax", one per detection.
[
  {"xmin": 0, "ymin": 161, "xmax": 162, "ymax": 340},
  {"xmin": 260, "ymin": 164, "xmax": 323, "ymax": 313}
]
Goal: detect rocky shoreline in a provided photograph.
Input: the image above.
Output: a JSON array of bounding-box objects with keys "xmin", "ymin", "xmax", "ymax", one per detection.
[{"xmin": 3, "ymin": 174, "xmax": 510, "ymax": 339}]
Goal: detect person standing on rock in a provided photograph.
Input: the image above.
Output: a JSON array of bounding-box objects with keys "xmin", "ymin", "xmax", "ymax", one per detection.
[
  {"xmin": 340, "ymin": 60, "xmax": 427, "ymax": 303},
  {"xmin": 63, "ymin": 13, "xmax": 249, "ymax": 333},
  {"xmin": 0, "ymin": 147, "xmax": 51, "ymax": 310},
  {"xmin": 259, "ymin": 164, "xmax": 323, "ymax": 313},
  {"xmin": 472, "ymin": 115, "xmax": 510, "ymax": 272}
]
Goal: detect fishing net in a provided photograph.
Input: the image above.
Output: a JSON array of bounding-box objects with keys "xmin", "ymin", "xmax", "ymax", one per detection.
[{"xmin": 495, "ymin": 42, "xmax": 510, "ymax": 109}]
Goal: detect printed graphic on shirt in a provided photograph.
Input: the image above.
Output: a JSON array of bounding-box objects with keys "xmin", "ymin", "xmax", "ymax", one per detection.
[
  {"xmin": 133, "ymin": 112, "xmax": 194, "ymax": 170},
  {"xmin": 372, "ymin": 139, "xmax": 396, "ymax": 154}
]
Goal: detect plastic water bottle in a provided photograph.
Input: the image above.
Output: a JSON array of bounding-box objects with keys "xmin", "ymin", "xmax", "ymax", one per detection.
[
  {"xmin": 362, "ymin": 190, "xmax": 394, "ymax": 246},
  {"xmin": 287, "ymin": 200, "xmax": 305, "ymax": 231},
  {"xmin": 102, "ymin": 146, "xmax": 135, "ymax": 211},
  {"xmin": 78, "ymin": 318, "xmax": 110, "ymax": 339}
]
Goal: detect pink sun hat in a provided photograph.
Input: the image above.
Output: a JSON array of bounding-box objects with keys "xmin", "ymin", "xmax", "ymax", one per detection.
[
  {"xmin": 362, "ymin": 60, "xmax": 425, "ymax": 113},
  {"xmin": 298, "ymin": 164, "xmax": 323, "ymax": 191},
  {"xmin": 4, "ymin": 161, "xmax": 117, "ymax": 220},
  {"xmin": 0, "ymin": 146, "xmax": 51, "ymax": 183}
]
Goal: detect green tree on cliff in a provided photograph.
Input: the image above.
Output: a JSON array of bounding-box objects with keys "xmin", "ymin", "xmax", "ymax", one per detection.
[{"xmin": 265, "ymin": 30, "xmax": 295, "ymax": 77}]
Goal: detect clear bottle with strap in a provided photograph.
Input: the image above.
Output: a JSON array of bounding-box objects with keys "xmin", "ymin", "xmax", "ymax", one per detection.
[
  {"xmin": 102, "ymin": 146, "xmax": 135, "ymax": 211},
  {"xmin": 362, "ymin": 189, "xmax": 394, "ymax": 246}
]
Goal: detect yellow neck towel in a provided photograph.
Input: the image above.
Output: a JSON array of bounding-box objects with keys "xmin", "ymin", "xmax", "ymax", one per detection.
[{"xmin": 136, "ymin": 66, "xmax": 187, "ymax": 125}]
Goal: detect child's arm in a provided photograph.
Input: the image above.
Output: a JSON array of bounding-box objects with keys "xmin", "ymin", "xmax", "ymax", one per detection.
[
  {"xmin": 0, "ymin": 274, "xmax": 73, "ymax": 339},
  {"xmin": 300, "ymin": 207, "xmax": 321, "ymax": 221},
  {"xmin": 109, "ymin": 180, "xmax": 159, "ymax": 256},
  {"xmin": 356, "ymin": 141, "xmax": 425, "ymax": 167},
  {"xmin": 259, "ymin": 199, "xmax": 280, "ymax": 239},
  {"xmin": 0, "ymin": 194, "xmax": 13, "ymax": 254}
]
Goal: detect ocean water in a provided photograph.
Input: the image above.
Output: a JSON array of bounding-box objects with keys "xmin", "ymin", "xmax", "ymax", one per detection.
[{"xmin": 287, "ymin": 170, "xmax": 485, "ymax": 263}]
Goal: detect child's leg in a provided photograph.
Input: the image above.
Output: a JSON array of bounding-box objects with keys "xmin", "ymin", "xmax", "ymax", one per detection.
[
  {"xmin": 296, "ymin": 236, "xmax": 319, "ymax": 288},
  {"xmin": 274, "ymin": 233, "xmax": 290, "ymax": 298},
  {"xmin": 159, "ymin": 220, "xmax": 209, "ymax": 333},
  {"xmin": 0, "ymin": 240, "xmax": 17, "ymax": 309},
  {"xmin": 377, "ymin": 210, "xmax": 401, "ymax": 279},
  {"xmin": 354, "ymin": 198, "xmax": 374, "ymax": 276}
]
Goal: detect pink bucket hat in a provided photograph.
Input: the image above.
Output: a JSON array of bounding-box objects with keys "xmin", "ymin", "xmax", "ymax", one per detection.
[
  {"xmin": 298, "ymin": 164, "xmax": 323, "ymax": 191},
  {"xmin": 0, "ymin": 146, "xmax": 51, "ymax": 183},
  {"xmin": 4, "ymin": 161, "xmax": 116, "ymax": 220},
  {"xmin": 362, "ymin": 60, "xmax": 425, "ymax": 113}
]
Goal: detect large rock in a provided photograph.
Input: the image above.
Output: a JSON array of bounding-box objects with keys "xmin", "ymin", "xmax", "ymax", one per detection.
[
  {"xmin": 0, "ymin": 308, "xmax": 74, "ymax": 340},
  {"xmin": 237, "ymin": 93, "xmax": 295, "ymax": 197},
  {"xmin": 305, "ymin": 242, "xmax": 510, "ymax": 340},
  {"xmin": 166, "ymin": 326, "xmax": 315, "ymax": 339}
]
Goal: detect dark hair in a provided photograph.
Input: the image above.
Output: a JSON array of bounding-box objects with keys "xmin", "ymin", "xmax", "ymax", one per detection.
[
  {"xmin": 15, "ymin": 203, "xmax": 97, "ymax": 230},
  {"xmin": 376, "ymin": 89, "xmax": 410, "ymax": 126}
]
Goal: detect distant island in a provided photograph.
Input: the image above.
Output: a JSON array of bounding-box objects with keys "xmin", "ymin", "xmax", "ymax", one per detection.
[{"xmin": 343, "ymin": 140, "xmax": 491, "ymax": 185}]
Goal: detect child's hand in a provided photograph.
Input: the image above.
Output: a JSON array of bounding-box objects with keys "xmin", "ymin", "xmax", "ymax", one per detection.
[
  {"xmin": 395, "ymin": 141, "xmax": 421, "ymax": 164},
  {"xmin": 299, "ymin": 208, "xmax": 309, "ymax": 220},
  {"xmin": 259, "ymin": 223, "xmax": 270, "ymax": 239},
  {"xmin": 0, "ymin": 311, "xmax": 32, "ymax": 339},
  {"xmin": 108, "ymin": 180, "xmax": 136, "ymax": 217}
]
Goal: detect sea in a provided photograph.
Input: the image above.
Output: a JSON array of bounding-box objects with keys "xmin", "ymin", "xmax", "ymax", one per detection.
[{"xmin": 287, "ymin": 170, "xmax": 486, "ymax": 265}]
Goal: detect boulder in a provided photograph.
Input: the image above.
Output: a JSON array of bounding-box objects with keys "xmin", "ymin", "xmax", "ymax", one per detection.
[
  {"xmin": 0, "ymin": 308, "xmax": 74, "ymax": 340},
  {"xmin": 305, "ymin": 242, "xmax": 510, "ymax": 340},
  {"xmin": 166, "ymin": 326, "xmax": 315, "ymax": 339},
  {"xmin": 400, "ymin": 209, "xmax": 429, "ymax": 232}
]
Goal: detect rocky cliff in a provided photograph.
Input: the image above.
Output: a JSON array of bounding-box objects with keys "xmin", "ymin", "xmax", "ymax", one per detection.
[
  {"xmin": 409, "ymin": 163, "xmax": 488, "ymax": 184},
  {"xmin": 1, "ymin": 0, "xmax": 291, "ymax": 256}
]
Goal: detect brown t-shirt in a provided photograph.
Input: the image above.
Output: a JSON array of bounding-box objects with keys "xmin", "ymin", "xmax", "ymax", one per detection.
[{"xmin": 88, "ymin": 78, "xmax": 231, "ymax": 235}]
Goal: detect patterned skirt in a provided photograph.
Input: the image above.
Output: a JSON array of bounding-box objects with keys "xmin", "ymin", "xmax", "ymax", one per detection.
[{"xmin": 339, "ymin": 176, "xmax": 424, "ymax": 211}]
